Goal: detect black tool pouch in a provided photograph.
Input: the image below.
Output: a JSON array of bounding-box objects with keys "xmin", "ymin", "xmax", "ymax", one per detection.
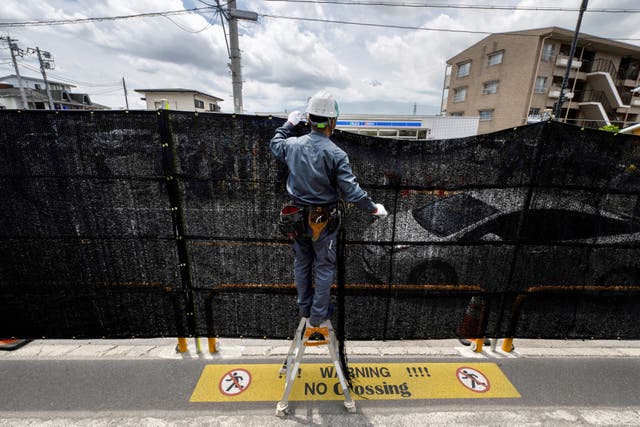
[{"xmin": 278, "ymin": 205, "xmax": 306, "ymax": 240}]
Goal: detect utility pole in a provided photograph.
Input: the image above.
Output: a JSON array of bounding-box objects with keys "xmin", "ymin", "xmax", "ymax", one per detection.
[
  {"xmin": 34, "ymin": 47, "xmax": 55, "ymax": 110},
  {"xmin": 122, "ymin": 77, "xmax": 129, "ymax": 109},
  {"xmin": 2, "ymin": 36, "xmax": 29, "ymax": 109},
  {"xmin": 554, "ymin": 0, "xmax": 589, "ymax": 120},
  {"xmin": 222, "ymin": 0, "xmax": 258, "ymax": 114}
]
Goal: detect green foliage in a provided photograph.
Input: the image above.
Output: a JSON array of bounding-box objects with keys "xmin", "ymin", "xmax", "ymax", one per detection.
[{"xmin": 599, "ymin": 124, "xmax": 620, "ymax": 133}]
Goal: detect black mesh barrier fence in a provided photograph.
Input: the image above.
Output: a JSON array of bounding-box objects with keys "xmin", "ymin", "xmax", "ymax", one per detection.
[{"xmin": 1, "ymin": 110, "xmax": 639, "ymax": 340}]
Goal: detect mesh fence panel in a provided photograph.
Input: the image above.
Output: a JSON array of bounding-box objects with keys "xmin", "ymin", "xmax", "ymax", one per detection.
[{"xmin": 1, "ymin": 110, "xmax": 639, "ymax": 339}]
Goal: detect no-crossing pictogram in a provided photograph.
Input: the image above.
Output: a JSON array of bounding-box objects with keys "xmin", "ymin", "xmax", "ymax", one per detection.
[
  {"xmin": 456, "ymin": 367, "xmax": 490, "ymax": 393},
  {"xmin": 218, "ymin": 368, "xmax": 252, "ymax": 396}
]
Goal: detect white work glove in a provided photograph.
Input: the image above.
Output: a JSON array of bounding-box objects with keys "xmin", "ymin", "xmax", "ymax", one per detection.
[
  {"xmin": 372, "ymin": 203, "xmax": 388, "ymax": 218},
  {"xmin": 287, "ymin": 110, "xmax": 304, "ymax": 126}
]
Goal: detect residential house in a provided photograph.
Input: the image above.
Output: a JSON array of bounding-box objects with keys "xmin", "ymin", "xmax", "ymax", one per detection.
[
  {"xmin": 134, "ymin": 88, "xmax": 223, "ymax": 112},
  {"xmin": 0, "ymin": 75, "xmax": 107, "ymax": 110}
]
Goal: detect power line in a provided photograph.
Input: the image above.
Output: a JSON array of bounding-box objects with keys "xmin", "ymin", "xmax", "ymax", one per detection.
[
  {"xmin": 262, "ymin": 13, "xmax": 492, "ymax": 35},
  {"xmin": 161, "ymin": 5, "xmax": 220, "ymax": 33},
  {"xmin": 87, "ymin": 87, "xmax": 125, "ymax": 95},
  {"xmin": 260, "ymin": 14, "xmax": 640, "ymax": 41},
  {"xmin": 1, "ymin": 3, "xmax": 639, "ymax": 43},
  {"xmin": 0, "ymin": 6, "xmax": 216, "ymax": 28},
  {"xmin": 263, "ymin": 0, "xmax": 640, "ymax": 13},
  {"xmin": 20, "ymin": 63, "xmax": 121, "ymax": 87}
]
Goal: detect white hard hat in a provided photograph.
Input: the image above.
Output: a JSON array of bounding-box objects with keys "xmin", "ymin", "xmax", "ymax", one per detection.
[{"xmin": 305, "ymin": 90, "xmax": 340, "ymax": 118}]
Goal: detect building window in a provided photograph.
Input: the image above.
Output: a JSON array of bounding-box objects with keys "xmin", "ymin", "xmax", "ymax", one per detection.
[
  {"xmin": 453, "ymin": 87, "xmax": 467, "ymax": 102},
  {"xmin": 456, "ymin": 61, "xmax": 471, "ymax": 77},
  {"xmin": 534, "ymin": 76, "xmax": 547, "ymax": 93},
  {"xmin": 417, "ymin": 129, "xmax": 430, "ymax": 139},
  {"xmin": 399, "ymin": 129, "xmax": 418, "ymax": 138},
  {"xmin": 194, "ymin": 99, "xmax": 204, "ymax": 109},
  {"xmin": 379, "ymin": 130, "xmax": 398, "ymax": 137},
  {"xmin": 479, "ymin": 109, "xmax": 494, "ymax": 121},
  {"xmin": 487, "ymin": 51, "xmax": 504, "ymax": 66},
  {"xmin": 35, "ymin": 83, "xmax": 42, "ymax": 90},
  {"xmin": 482, "ymin": 80, "xmax": 499, "ymax": 94},
  {"xmin": 529, "ymin": 107, "xmax": 540, "ymax": 117},
  {"xmin": 450, "ymin": 111, "xmax": 464, "ymax": 116},
  {"xmin": 209, "ymin": 103, "xmax": 218, "ymax": 111},
  {"xmin": 542, "ymin": 43, "xmax": 555, "ymax": 61}
]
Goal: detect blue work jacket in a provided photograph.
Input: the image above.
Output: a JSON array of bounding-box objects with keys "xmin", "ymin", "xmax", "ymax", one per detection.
[{"xmin": 270, "ymin": 122, "xmax": 376, "ymax": 212}]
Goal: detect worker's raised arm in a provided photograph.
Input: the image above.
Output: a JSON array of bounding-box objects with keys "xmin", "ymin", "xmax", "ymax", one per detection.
[{"xmin": 270, "ymin": 111, "xmax": 303, "ymax": 162}]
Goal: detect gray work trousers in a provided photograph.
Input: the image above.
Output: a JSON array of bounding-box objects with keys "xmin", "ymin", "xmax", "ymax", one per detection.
[{"xmin": 293, "ymin": 226, "xmax": 338, "ymax": 326}]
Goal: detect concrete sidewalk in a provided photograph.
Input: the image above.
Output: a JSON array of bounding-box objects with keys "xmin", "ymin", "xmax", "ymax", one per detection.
[{"xmin": 2, "ymin": 337, "xmax": 640, "ymax": 360}]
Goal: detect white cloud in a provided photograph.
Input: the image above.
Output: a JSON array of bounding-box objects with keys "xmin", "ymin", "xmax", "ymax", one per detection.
[{"xmin": 1, "ymin": 0, "xmax": 639, "ymax": 113}]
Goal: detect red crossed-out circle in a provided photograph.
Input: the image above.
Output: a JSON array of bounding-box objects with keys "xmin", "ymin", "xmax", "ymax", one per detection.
[
  {"xmin": 456, "ymin": 366, "xmax": 491, "ymax": 393},
  {"xmin": 218, "ymin": 368, "xmax": 252, "ymax": 396}
]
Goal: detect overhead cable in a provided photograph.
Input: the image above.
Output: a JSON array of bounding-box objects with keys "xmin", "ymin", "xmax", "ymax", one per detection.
[
  {"xmin": 263, "ymin": 0, "xmax": 640, "ymax": 13},
  {"xmin": 0, "ymin": 6, "xmax": 216, "ymax": 28},
  {"xmin": 20, "ymin": 63, "xmax": 121, "ymax": 87},
  {"xmin": 1, "ymin": 3, "xmax": 639, "ymax": 42},
  {"xmin": 260, "ymin": 14, "xmax": 640, "ymax": 41},
  {"xmin": 262, "ymin": 14, "xmax": 494, "ymax": 35},
  {"xmin": 161, "ymin": 5, "xmax": 220, "ymax": 33}
]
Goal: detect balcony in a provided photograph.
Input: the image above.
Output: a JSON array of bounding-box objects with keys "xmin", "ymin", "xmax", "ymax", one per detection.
[
  {"xmin": 548, "ymin": 89, "xmax": 574, "ymax": 100},
  {"xmin": 556, "ymin": 56, "xmax": 582, "ymax": 69}
]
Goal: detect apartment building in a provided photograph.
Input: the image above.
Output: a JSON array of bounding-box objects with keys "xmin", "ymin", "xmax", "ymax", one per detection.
[{"xmin": 444, "ymin": 27, "xmax": 640, "ymax": 134}]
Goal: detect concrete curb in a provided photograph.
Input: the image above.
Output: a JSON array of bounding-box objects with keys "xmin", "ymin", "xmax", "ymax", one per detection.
[
  {"xmin": 1, "ymin": 408, "xmax": 640, "ymax": 426},
  {"xmin": 1, "ymin": 338, "xmax": 639, "ymax": 360}
]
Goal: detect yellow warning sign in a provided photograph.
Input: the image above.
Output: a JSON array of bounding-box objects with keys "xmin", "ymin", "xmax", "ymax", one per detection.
[{"xmin": 190, "ymin": 362, "xmax": 520, "ymax": 402}]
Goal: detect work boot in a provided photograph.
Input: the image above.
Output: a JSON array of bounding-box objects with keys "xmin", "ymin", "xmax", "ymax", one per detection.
[{"xmin": 459, "ymin": 338, "xmax": 491, "ymax": 346}]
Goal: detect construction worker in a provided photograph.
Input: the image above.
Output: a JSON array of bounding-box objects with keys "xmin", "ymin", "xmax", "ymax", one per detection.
[{"xmin": 270, "ymin": 90, "xmax": 387, "ymax": 328}]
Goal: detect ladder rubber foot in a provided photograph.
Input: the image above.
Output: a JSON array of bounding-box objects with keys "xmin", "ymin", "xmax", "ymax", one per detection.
[
  {"xmin": 344, "ymin": 400, "xmax": 357, "ymax": 413},
  {"xmin": 275, "ymin": 401, "xmax": 288, "ymax": 417}
]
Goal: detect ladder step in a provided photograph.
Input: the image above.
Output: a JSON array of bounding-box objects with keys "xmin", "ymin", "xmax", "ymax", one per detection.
[{"xmin": 277, "ymin": 319, "xmax": 356, "ymax": 414}]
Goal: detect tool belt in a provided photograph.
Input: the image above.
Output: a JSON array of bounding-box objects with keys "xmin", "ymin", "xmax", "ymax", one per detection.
[{"xmin": 277, "ymin": 203, "xmax": 341, "ymax": 241}]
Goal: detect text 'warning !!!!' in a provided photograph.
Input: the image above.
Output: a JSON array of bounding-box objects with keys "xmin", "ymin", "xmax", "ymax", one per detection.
[{"xmin": 190, "ymin": 362, "xmax": 520, "ymax": 402}]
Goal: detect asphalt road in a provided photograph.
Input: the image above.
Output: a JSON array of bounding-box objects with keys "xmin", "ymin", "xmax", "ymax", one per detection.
[{"xmin": 1, "ymin": 356, "xmax": 640, "ymax": 426}]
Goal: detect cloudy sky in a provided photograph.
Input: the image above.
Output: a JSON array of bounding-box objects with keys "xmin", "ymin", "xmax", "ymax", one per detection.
[{"xmin": 1, "ymin": 0, "xmax": 639, "ymax": 115}]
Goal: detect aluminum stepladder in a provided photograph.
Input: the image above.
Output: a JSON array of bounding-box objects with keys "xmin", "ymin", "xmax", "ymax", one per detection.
[{"xmin": 276, "ymin": 317, "xmax": 356, "ymax": 416}]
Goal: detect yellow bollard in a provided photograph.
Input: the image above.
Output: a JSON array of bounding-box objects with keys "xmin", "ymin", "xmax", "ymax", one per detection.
[
  {"xmin": 208, "ymin": 337, "xmax": 217, "ymax": 354},
  {"xmin": 502, "ymin": 338, "xmax": 514, "ymax": 353},
  {"xmin": 177, "ymin": 337, "xmax": 188, "ymax": 353}
]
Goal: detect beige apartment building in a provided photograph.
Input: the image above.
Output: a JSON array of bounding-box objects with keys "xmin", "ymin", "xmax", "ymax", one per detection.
[
  {"xmin": 135, "ymin": 88, "xmax": 223, "ymax": 112},
  {"xmin": 444, "ymin": 27, "xmax": 640, "ymax": 134}
]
